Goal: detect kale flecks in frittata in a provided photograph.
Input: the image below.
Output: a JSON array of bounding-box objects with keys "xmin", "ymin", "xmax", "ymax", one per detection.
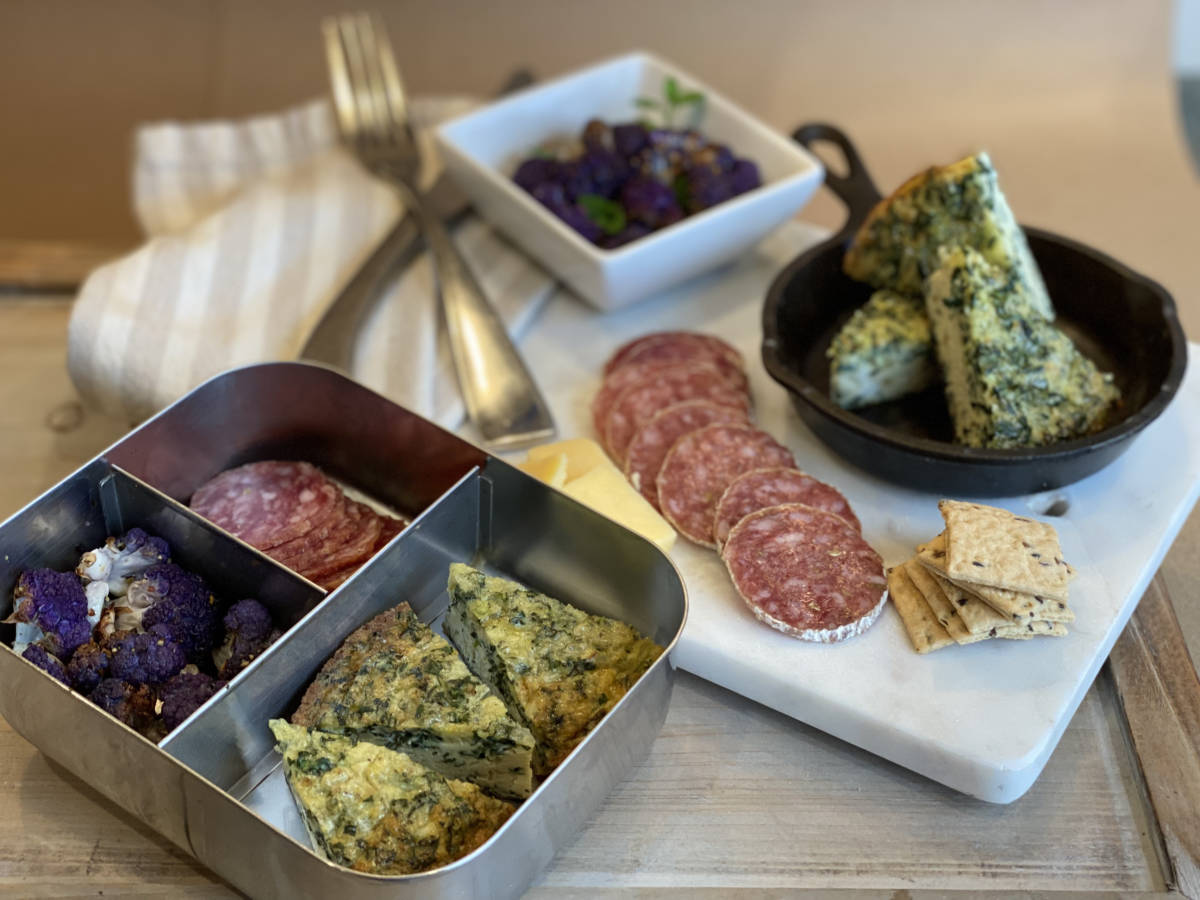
[
  {"xmin": 924, "ymin": 246, "xmax": 1120, "ymax": 448},
  {"xmin": 443, "ymin": 563, "xmax": 662, "ymax": 777},
  {"xmin": 269, "ymin": 720, "xmax": 514, "ymax": 876},
  {"xmin": 291, "ymin": 603, "xmax": 535, "ymax": 799},
  {"xmin": 827, "ymin": 289, "xmax": 937, "ymax": 408},
  {"xmin": 843, "ymin": 152, "xmax": 1054, "ymax": 321}
]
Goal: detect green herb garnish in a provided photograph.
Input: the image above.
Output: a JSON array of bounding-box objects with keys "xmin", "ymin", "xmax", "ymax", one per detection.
[
  {"xmin": 578, "ymin": 193, "xmax": 626, "ymax": 235},
  {"xmin": 636, "ymin": 76, "xmax": 705, "ymax": 128}
]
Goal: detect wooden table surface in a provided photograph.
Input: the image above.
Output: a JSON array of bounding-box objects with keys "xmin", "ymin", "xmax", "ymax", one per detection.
[{"xmin": 3, "ymin": 3, "xmax": 1200, "ymax": 896}]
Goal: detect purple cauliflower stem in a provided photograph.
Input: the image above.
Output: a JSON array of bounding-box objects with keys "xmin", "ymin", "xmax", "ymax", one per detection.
[
  {"xmin": 212, "ymin": 599, "xmax": 279, "ymax": 681},
  {"xmin": 89, "ymin": 678, "xmax": 157, "ymax": 733},
  {"xmin": 21, "ymin": 644, "xmax": 68, "ymax": 685},
  {"xmin": 127, "ymin": 563, "xmax": 220, "ymax": 661},
  {"xmin": 5, "ymin": 569, "xmax": 92, "ymax": 659},
  {"xmin": 159, "ymin": 672, "xmax": 226, "ymax": 730},
  {"xmin": 66, "ymin": 640, "xmax": 112, "ymax": 694},
  {"xmin": 106, "ymin": 625, "xmax": 187, "ymax": 686},
  {"xmin": 76, "ymin": 528, "xmax": 170, "ymax": 598}
]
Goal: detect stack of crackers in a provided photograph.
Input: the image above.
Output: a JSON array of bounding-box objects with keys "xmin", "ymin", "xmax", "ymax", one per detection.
[{"xmin": 889, "ymin": 500, "xmax": 1076, "ymax": 654}]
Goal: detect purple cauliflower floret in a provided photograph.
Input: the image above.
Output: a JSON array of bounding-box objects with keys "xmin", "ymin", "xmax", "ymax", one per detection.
[
  {"xmin": 728, "ymin": 158, "xmax": 762, "ymax": 195},
  {"xmin": 563, "ymin": 147, "xmax": 629, "ymax": 199},
  {"xmin": 213, "ymin": 599, "xmax": 278, "ymax": 681},
  {"xmin": 580, "ymin": 118, "xmax": 613, "ymax": 152},
  {"xmin": 682, "ymin": 167, "xmax": 735, "ymax": 214},
  {"xmin": 66, "ymin": 640, "xmax": 111, "ymax": 694},
  {"xmin": 89, "ymin": 678, "xmax": 157, "ymax": 733},
  {"xmin": 620, "ymin": 175, "xmax": 683, "ymax": 229},
  {"xmin": 76, "ymin": 528, "xmax": 170, "ymax": 599},
  {"xmin": 130, "ymin": 563, "xmax": 219, "ymax": 661},
  {"xmin": 5, "ymin": 569, "xmax": 91, "ymax": 659},
  {"xmin": 530, "ymin": 183, "xmax": 604, "ymax": 243},
  {"xmin": 22, "ymin": 644, "xmax": 68, "ymax": 684},
  {"xmin": 107, "ymin": 625, "xmax": 187, "ymax": 685},
  {"xmin": 612, "ymin": 122, "xmax": 649, "ymax": 159},
  {"xmin": 686, "ymin": 142, "xmax": 735, "ymax": 175},
  {"xmin": 513, "ymin": 157, "xmax": 564, "ymax": 194},
  {"xmin": 159, "ymin": 672, "xmax": 226, "ymax": 731}
]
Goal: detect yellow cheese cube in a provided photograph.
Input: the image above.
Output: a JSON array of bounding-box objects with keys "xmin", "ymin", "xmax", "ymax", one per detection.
[
  {"xmin": 526, "ymin": 438, "xmax": 609, "ymax": 482},
  {"xmin": 562, "ymin": 463, "xmax": 676, "ymax": 554},
  {"xmin": 516, "ymin": 452, "xmax": 568, "ymax": 488}
]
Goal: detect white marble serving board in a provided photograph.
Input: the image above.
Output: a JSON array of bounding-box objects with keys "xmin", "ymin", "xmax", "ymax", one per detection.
[{"xmin": 503, "ymin": 221, "xmax": 1200, "ymax": 803}]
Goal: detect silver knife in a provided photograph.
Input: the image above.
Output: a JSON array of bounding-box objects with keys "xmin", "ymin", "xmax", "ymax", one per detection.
[{"xmin": 299, "ymin": 70, "xmax": 534, "ymax": 369}]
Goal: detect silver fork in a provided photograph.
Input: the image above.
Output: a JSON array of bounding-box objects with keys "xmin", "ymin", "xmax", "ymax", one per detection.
[{"xmin": 323, "ymin": 12, "xmax": 555, "ymax": 450}]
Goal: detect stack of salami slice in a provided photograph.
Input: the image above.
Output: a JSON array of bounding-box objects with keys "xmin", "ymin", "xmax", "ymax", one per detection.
[
  {"xmin": 594, "ymin": 331, "xmax": 887, "ymax": 643},
  {"xmin": 190, "ymin": 461, "xmax": 407, "ymax": 592}
]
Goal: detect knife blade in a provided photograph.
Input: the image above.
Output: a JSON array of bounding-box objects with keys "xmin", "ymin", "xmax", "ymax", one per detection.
[{"xmin": 299, "ymin": 69, "xmax": 533, "ymax": 369}]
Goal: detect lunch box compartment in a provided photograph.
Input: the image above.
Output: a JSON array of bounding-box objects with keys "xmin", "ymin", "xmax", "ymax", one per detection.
[
  {"xmin": 105, "ymin": 362, "xmax": 488, "ymax": 521},
  {"xmin": 0, "ymin": 461, "xmax": 322, "ymax": 852},
  {"xmin": 160, "ymin": 457, "xmax": 685, "ymax": 898},
  {"xmin": 0, "ymin": 362, "xmax": 688, "ymax": 899}
]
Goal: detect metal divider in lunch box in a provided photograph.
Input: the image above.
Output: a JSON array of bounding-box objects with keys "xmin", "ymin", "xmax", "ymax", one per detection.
[{"xmin": 0, "ymin": 362, "xmax": 688, "ymax": 900}]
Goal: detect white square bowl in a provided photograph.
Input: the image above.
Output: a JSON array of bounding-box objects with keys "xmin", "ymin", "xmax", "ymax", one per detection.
[{"xmin": 435, "ymin": 51, "xmax": 825, "ymax": 311}]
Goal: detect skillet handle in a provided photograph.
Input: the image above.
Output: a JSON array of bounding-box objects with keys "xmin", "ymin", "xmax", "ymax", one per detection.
[{"xmin": 792, "ymin": 123, "xmax": 883, "ymax": 237}]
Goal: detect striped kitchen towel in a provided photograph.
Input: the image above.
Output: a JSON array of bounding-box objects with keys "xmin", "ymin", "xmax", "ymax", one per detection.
[{"xmin": 67, "ymin": 97, "xmax": 556, "ymax": 428}]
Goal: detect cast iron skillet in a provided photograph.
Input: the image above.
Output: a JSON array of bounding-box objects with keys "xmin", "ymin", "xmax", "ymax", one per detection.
[{"xmin": 761, "ymin": 124, "xmax": 1188, "ymax": 496}]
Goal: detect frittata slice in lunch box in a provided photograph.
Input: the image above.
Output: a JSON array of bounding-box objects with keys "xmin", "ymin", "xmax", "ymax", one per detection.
[
  {"xmin": 269, "ymin": 721, "xmax": 514, "ymax": 875},
  {"xmin": 444, "ymin": 564, "xmax": 663, "ymax": 776},
  {"xmin": 924, "ymin": 246, "xmax": 1119, "ymax": 448},
  {"xmin": 843, "ymin": 152, "xmax": 1054, "ymax": 320},
  {"xmin": 827, "ymin": 289, "xmax": 937, "ymax": 408},
  {"xmin": 291, "ymin": 603, "xmax": 535, "ymax": 799}
]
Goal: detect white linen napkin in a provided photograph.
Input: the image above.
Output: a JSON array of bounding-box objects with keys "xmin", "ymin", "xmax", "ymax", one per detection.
[{"xmin": 67, "ymin": 98, "xmax": 557, "ymax": 428}]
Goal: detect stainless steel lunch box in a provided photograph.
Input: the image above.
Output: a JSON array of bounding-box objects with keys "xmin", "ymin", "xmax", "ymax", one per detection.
[{"xmin": 0, "ymin": 362, "xmax": 688, "ymax": 899}]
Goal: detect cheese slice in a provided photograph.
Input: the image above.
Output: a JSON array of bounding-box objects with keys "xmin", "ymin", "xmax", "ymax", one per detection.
[
  {"xmin": 516, "ymin": 451, "xmax": 568, "ymax": 487},
  {"xmin": 526, "ymin": 438, "xmax": 609, "ymax": 482},
  {"xmin": 270, "ymin": 721, "xmax": 514, "ymax": 875},
  {"xmin": 562, "ymin": 461, "xmax": 676, "ymax": 553}
]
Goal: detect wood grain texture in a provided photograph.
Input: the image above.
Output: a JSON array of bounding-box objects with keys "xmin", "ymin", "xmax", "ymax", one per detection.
[
  {"xmin": 0, "ymin": 241, "xmax": 124, "ymax": 293},
  {"xmin": 1110, "ymin": 575, "xmax": 1200, "ymax": 899}
]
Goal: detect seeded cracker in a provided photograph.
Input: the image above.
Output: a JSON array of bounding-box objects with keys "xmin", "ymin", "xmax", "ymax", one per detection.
[
  {"xmin": 917, "ymin": 533, "xmax": 1074, "ymax": 621},
  {"xmin": 938, "ymin": 500, "xmax": 1075, "ymax": 600},
  {"xmin": 887, "ymin": 565, "xmax": 955, "ymax": 653},
  {"xmin": 925, "ymin": 567, "xmax": 1014, "ymax": 634},
  {"xmin": 902, "ymin": 560, "xmax": 1003, "ymax": 643}
]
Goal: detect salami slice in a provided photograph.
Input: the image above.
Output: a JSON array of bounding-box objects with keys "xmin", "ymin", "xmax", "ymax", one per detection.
[
  {"xmin": 656, "ymin": 423, "xmax": 796, "ymax": 546},
  {"xmin": 592, "ymin": 359, "xmax": 748, "ymax": 449},
  {"xmin": 624, "ymin": 400, "xmax": 750, "ymax": 510},
  {"xmin": 267, "ymin": 495, "xmax": 354, "ymax": 564},
  {"xmin": 604, "ymin": 365, "xmax": 751, "ymax": 464},
  {"xmin": 190, "ymin": 461, "xmax": 342, "ymax": 550},
  {"xmin": 721, "ymin": 503, "xmax": 886, "ymax": 643},
  {"xmin": 713, "ymin": 467, "xmax": 862, "ymax": 548},
  {"xmin": 373, "ymin": 515, "xmax": 408, "ymax": 552},
  {"xmin": 298, "ymin": 502, "xmax": 383, "ymax": 581},
  {"xmin": 604, "ymin": 331, "xmax": 743, "ymax": 377}
]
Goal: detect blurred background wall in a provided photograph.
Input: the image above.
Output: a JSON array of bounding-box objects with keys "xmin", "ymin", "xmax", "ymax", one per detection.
[{"xmin": 0, "ymin": 0, "xmax": 1194, "ymax": 257}]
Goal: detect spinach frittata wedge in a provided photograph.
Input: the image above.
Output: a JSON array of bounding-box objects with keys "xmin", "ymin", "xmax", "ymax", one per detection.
[
  {"xmin": 843, "ymin": 152, "xmax": 1054, "ymax": 321},
  {"xmin": 827, "ymin": 289, "xmax": 937, "ymax": 408},
  {"xmin": 269, "ymin": 721, "xmax": 514, "ymax": 875},
  {"xmin": 292, "ymin": 603, "xmax": 535, "ymax": 799},
  {"xmin": 924, "ymin": 246, "xmax": 1119, "ymax": 447},
  {"xmin": 444, "ymin": 563, "xmax": 663, "ymax": 776}
]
